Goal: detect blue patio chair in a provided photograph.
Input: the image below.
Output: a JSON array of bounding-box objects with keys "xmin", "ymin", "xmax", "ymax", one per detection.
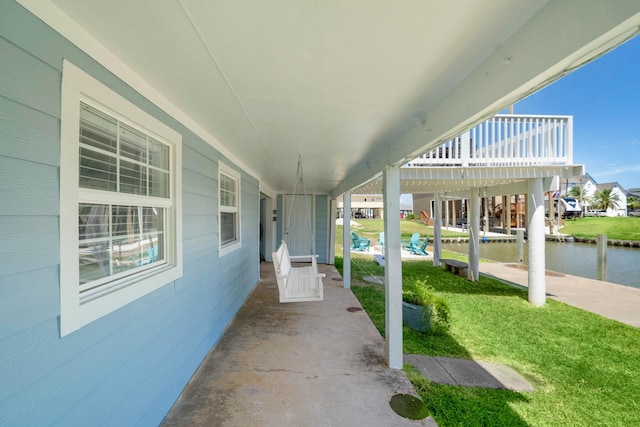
[
  {"xmin": 402, "ymin": 233, "xmax": 421, "ymax": 251},
  {"xmin": 351, "ymin": 231, "xmax": 370, "ymax": 251},
  {"xmin": 410, "ymin": 237, "xmax": 430, "ymax": 256},
  {"xmin": 379, "ymin": 232, "xmax": 384, "ymax": 251}
]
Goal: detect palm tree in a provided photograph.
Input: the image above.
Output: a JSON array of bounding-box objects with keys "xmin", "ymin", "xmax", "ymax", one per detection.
[
  {"xmin": 568, "ymin": 185, "xmax": 590, "ymax": 215},
  {"xmin": 592, "ymin": 188, "xmax": 621, "ymax": 212}
]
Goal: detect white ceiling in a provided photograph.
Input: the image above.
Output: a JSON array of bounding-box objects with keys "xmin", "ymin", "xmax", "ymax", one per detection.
[{"xmin": 27, "ymin": 1, "xmax": 640, "ymax": 196}]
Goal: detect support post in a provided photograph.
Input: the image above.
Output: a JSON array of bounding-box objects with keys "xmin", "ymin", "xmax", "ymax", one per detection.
[
  {"xmin": 548, "ymin": 191, "xmax": 556, "ymax": 234},
  {"xmin": 328, "ymin": 198, "xmax": 337, "ymax": 265},
  {"xmin": 444, "ymin": 197, "xmax": 450, "ymax": 230},
  {"xmin": 506, "ymin": 195, "xmax": 512, "ymax": 235},
  {"xmin": 597, "ymin": 234, "xmax": 607, "ymax": 281},
  {"xmin": 516, "ymin": 230, "xmax": 525, "ymax": 264},
  {"xmin": 527, "ymin": 178, "xmax": 546, "ymax": 306},
  {"xmin": 516, "ymin": 195, "xmax": 522, "ymax": 229},
  {"xmin": 433, "ymin": 193, "xmax": 442, "ymax": 267},
  {"xmin": 483, "ymin": 196, "xmax": 489, "ymax": 233},
  {"xmin": 383, "ymin": 165, "xmax": 403, "ymax": 369},
  {"xmin": 342, "ymin": 191, "xmax": 351, "ymax": 289},
  {"xmin": 451, "ymin": 199, "xmax": 456, "ymax": 230},
  {"xmin": 468, "ymin": 188, "xmax": 480, "ymax": 281}
]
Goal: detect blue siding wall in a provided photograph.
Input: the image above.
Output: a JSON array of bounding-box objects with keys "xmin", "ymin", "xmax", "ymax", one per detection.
[{"xmin": 0, "ymin": 3, "xmax": 258, "ymax": 426}]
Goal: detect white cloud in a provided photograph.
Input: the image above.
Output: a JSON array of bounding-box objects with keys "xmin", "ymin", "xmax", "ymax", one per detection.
[{"xmin": 595, "ymin": 164, "xmax": 640, "ymax": 177}]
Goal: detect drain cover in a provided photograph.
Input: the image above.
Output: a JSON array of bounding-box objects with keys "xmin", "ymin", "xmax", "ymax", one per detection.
[
  {"xmin": 346, "ymin": 307, "xmax": 363, "ymax": 312},
  {"xmin": 389, "ymin": 394, "xmax": 429, "ymax": 420}
]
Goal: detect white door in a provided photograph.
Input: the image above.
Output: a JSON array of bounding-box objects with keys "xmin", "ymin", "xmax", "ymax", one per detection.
[{"xmin": 284, "ymin": 194, "xmax": 314, "ymax": 256}]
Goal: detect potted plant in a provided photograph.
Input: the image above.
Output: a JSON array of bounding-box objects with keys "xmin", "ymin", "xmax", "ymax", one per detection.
[{"xmin": 402, "ymin": 279, "xmax": 450, "ymax": 333}]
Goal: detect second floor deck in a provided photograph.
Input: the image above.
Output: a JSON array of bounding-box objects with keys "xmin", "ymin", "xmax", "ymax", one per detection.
[{"xmin": 406, "ymin": 114, "xmax": 573, "ymax": 168}]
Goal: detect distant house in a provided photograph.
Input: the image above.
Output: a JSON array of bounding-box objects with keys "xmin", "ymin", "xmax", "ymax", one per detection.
[
  {"xmin": 337, "ymin": 194, "xmax": 384, "ymax": 219},
  {"xmin": 566, "ymin": 174, "xmax": 628, "ymax": 216},
  {"xmin": 594, "ymin": 182, "xmax": 628, "ymax": 216}
]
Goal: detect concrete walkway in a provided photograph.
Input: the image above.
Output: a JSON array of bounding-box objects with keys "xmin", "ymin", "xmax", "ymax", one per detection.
[
  {"xmin": 162, "ymin": 263, "xmax": 437, "ymax": 426},
  {"xmin": 405, "ymin": 355, "xmax": 534, "ymax": 391},
  {"xmin": 479, "ymin": 262, "xmax": 640, "ymax": 328}
]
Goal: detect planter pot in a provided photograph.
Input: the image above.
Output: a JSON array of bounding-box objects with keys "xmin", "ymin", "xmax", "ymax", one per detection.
[{"xmin": 402, "ymin": 301, "xmax": 432, "ymax": 332}]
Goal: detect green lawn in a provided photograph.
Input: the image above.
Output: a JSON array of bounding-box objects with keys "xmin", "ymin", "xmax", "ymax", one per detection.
[
  {"xmin": 561, "ymin": 216, "xmax": 640, "ymax": 240},
  {"xmin": 339, "ymin": 259, "xmax": 640, "ymax": 426}
]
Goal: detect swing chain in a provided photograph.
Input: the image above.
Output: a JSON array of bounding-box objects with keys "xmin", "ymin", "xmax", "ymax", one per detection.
[{"xmin": 285, "ymin": 154, "xmax": 315, "ymax": 254}]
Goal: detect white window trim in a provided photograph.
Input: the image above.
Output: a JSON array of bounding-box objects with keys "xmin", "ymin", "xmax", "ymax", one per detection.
[
  {"xmin": 218, "ymin": 161, "xmax": 241, "ymax": 257},
  {"xmin": 60, "ymin": 60, "xmax": 182, "ymax": 336}
]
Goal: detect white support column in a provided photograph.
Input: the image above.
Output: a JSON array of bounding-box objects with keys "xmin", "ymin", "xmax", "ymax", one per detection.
[
  {"xmin": 444, "ymin": 197, "xmax": 450, "ymax": 230},
  {"xmin": 433, "ymin": 193, "xmax": 442, "ymax": 267},
  {"xmin": 451, "ymin": 199, "xmax": 456, "ymax": 231},
  {"xmin": 383, "ymin": 165, "xmax": 403, "ymax": 369},
  {"xmin": 342, "ymin": 191, "xmax": 351, "ymax": 289},
  {"xmin": 468, "ymin": 188, "xmax": 480, "ymax": 281},
  {"xmin": 527, "ymin": 178, "xmax": 546, "ymax": 306},
  {"xmin": 328, "ymin": 198, "xmax": 337, "ymax": 265},
  {"xmin": 506, "ymin": 195, "xmax": 512, "ymax": 235},
  {"xmin": 483, "ymin": 196, "xmax": 489, "ymax": 233}
]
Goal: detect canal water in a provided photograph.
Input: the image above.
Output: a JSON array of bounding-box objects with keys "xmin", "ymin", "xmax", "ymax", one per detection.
[{"xmin": 441, "ymin": 240, "xmax": 640, "ymax": 289}]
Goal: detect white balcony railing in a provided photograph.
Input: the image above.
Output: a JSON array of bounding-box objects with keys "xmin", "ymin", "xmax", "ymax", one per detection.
[{"xmin": 406, "ymin": 114, "xmax": 573, "ymax": 167}]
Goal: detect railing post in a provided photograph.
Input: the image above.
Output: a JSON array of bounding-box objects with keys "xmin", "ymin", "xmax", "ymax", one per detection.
[
  {"xmin": 566, "ymin": 116, "xmax": 573, "ymax": 163},
  {"xmin": 461, "ymin": 132, "xmax": 470, "ymax": 167}
]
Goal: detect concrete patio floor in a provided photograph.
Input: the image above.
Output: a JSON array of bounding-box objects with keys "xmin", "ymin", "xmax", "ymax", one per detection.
[{"xmin": 161, "ymin": 262, "xmax": 437, "ymax": 426}]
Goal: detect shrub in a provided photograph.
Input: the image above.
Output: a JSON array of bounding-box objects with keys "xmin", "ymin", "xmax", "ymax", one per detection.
[{"xmin": 402, "ymin": 279, "xmax": 450, "ymax": 333}]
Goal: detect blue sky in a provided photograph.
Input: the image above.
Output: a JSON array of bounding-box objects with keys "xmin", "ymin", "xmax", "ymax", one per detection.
[{"xmin": 510, "ymin": 34, "xmax": 640, "ymax": 191}]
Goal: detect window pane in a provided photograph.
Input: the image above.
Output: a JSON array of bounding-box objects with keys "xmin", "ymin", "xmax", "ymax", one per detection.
[
  {"xmin": 80, "ymin": 103, "xmax": 117, "ymax": 153},
  {"xmin": 119, "ymin": 123, "xmax": 147, "ymax": 163},
  {"xmin": 149, "ymin": 168, "xmax": 169, "ymax": 198},
  {"xmin": 142, "ymin": 207, "xmax": 164, "ymax": 264},
  {"xmin": 79, "ymin": 203, "xmax": 111, "ymax": 284},
  {"xmin": 112, "ymin": 237, "xmax": 142, "ymax": 275},
  {"xmin": 220, "ymin": 173, "xmax": 236, "ymax": 207},
  {"xmin": 111, "ymin": 206, "xmax": 139, "ymax": 238},
  {"xmin": 149, "ymin": 137, "xmax": 169, "ymax": 170},
  {"xmin": 80, "ymin": 147, "xmax": 117, "ymax": 191},
  {"xmin": 78, "ymin": 203, "xmax": 165, "ymax": 287},
  {"xmin": 120, "ymin": 159, "xmax": 147, "ymax": 194},
  {"xmin": 221, "ymin": 212, "xmax": 236, "ymax": 245}
]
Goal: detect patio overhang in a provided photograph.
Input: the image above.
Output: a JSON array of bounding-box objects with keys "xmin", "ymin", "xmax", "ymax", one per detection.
[
  {"xmin": 18, "ymin": 0, "xmax": 640, "ymax": 196},
  {"xmin": 351, "ymin": 165, "xmax": 585, "ymax": 197}
]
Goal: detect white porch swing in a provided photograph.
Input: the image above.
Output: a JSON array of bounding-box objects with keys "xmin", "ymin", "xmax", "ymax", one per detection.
[{"xmin": 272, "ymin": 155, "xmax": 325, "ymax": 303}]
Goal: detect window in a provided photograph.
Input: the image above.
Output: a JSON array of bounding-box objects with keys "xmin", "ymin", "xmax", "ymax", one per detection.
[
  {"xmin": 60, "ymin": 61, "xmax": 182, "ymax": 336},
  {"xmin": 218, "ymin": 162, "xmax": 241, "ymax": 256}
]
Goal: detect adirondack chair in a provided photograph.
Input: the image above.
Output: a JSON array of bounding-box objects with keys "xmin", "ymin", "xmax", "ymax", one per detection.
[
  {"xmin": 409, "ymin": 237, "xmax": 430, "ymax": 256},
  {"xmin": 351, "ymin": 231, "xmax": 370, "ymax": 251},
  {"xmin": 402, "ymin": 233, "xmax": 421, "ymax": 251},
  {"xmin": 378, "ymin": 232, "xmax": 384, "ymax": 251}
]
